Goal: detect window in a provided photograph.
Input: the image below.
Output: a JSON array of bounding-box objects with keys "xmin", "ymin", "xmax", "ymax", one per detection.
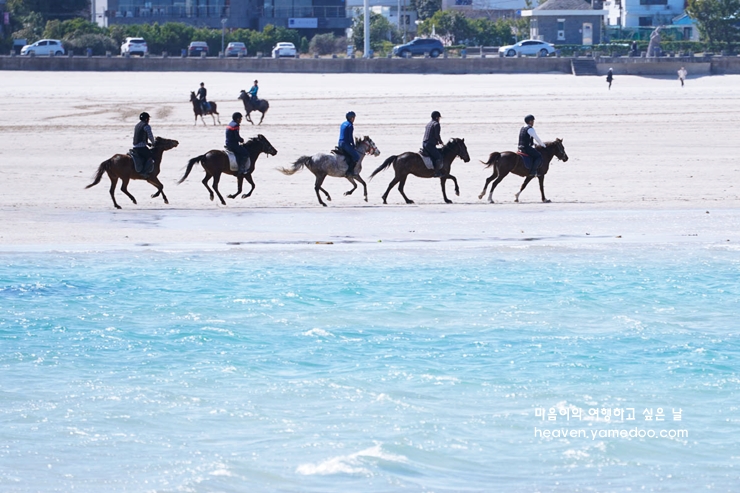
[
  {"xmin": 639, "ymin": 16, "xmax": 652, "ymax": 26},
  {"xmin": 639, "ymin": 0, "xmax": 667, "ymax": 4},
  {"xmin": 557, "ymin": 19, "xmax": 565, "ymax": 41}
]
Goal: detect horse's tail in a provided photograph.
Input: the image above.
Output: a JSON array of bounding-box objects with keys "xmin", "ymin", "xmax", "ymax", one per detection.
[
  {"xmin": 481, "ymin": 152, "xmax": 502, "ymax": 169},
  {"xmin": 178, "ymin": 155, "xmax": 206, "ymax": 184},
  {"xmin": 369, "ymin": 155, "xmax": 397, "ymax": 180},
  {"xmin": 85, "ymin": 158, "xmax": 111, "ymax": 189},
  {"xmin": 279, "ymin": 155, "xmax": 311, "ymax": 175}
]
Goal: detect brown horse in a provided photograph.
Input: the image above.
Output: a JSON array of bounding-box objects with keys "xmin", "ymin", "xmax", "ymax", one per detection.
[
  {"xmin": 190, "ymin": 91, "xmax": 221, "ymax": 126},
  {"xmin": 370, "ymin": 138, "xmax": 470, "ymax": 204},
  {"xmin": 178, "ymin": 134, "xmax": 278, "ymax": 205},
  {"xmin": 238, "ymin": 90, "xmax": 270, "ymax": 125},
  {"xmin": 478, "ymin": 139, "xmax": 568, "ymax": 204},
  {"xmin": 85, "ymin": 137, "xmax": 179, "ymax": 209}
]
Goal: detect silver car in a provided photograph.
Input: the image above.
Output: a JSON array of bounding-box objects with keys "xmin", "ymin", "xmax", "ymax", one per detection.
[
  {"xmin": 21, "ymin": 39, "xmax": 65, "ymax": 56},
  {"xmin": 499, "ymin": 40, "xmax": 555, "ymax": 57}
]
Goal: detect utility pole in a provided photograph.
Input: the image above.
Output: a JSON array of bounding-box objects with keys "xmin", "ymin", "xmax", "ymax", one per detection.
[
  {"xmin": 91, "ymin": 0, "xmax": 96, "ymax": 24},
  {"xmin": 363, "ymin": 0, "xmax": 370, "ymax": 58},
  {"xmin": 221, "ymin": 18, "xmax": 226, "ymax": 54}
]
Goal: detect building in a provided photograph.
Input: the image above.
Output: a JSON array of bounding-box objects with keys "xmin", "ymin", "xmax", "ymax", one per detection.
[
  {"xmin": 603, "ymin": 0, "xmax": 685, "ymax": 28},
  {"xmin": 523, "ymin": 0, "xmax": 608, "ymax": 45}
]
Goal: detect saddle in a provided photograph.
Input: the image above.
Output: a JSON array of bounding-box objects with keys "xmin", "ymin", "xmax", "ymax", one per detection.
[
  {"xmin": 128, "ymin": 149, "xmax": 151, "ymax": 175},
  {"xmin": 331, "ymin": 146, "xmax": 351, "ymax": 167},
  {"xmin": 418, "ymin": 149, "xmax": 434, "ymax": 169},
  {"xmin": 224, "ymin": 148, "xmax": 250, "ymax": 172},
  {"xmin": 517, "ymin": 151, "xmax": 535, "ymax": 172}
]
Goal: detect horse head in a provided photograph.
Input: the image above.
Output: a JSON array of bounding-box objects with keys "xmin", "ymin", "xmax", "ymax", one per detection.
[
  {"xmin": 238, "ymin": 90, "xmax": 247, "ymax": 100},
  {"xmin": 154, "ymin": 137, "xmax": 179, "ymax": 150},
  {"xmin": 357, "ymin": 136, "xmax": 381, "ymax": 157},
  {"xmin": 551, "ymin": 138, "xmax": 568, "ymax": 162},
  {"xmin": 189, "ymin": 91, "xmax": 197, "ymax": 102},
  {"xmin": 257, "ymin": 134, "xmax": 278, "ymax": 157},
  {"xmin": 446, "ymin": 138, "xmax": 470, "ymax": 163}
]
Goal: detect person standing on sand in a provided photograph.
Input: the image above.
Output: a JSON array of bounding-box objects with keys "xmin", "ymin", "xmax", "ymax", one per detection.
[
  {"xmin": 678, "ymin": 66, "xmax": 687, "ymax": 87},
  {"xmin": 606, "ymin": 68, "xmax": 614, "ymax": 90}
]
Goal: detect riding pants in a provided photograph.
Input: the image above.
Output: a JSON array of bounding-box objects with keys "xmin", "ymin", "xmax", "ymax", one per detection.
[
  {"xmin": 133, "ymin": 146, "xmax": 153, "ymax": 175},
  {"xmin": 340, "ymin": 142, "xmax": 360, "ymax": 175},
  {"xmin": 520, "ymin": 146, "xmax": 542, "ymax": 175},
  {"xmin": 228, "ymin": 145, "xmax": 249, "ymax": 174},
  {"xmin": 423, "ymin": 144, "xmax": 443, "ymax": 170}
]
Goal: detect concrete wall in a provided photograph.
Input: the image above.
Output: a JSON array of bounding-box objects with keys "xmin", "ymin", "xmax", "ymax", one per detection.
[{"xmin": 1, "ymin": 54, "xmax": 738, "ymax": 75}]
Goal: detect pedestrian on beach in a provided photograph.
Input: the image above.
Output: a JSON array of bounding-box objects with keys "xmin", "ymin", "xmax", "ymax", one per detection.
[
  {"xmin": 606, "ymin": 68, "xmax": 614, "ymax": 90},
  {"xmin": 630, "ymin": 40, "xmax": 638, "ymax": 57},
  {"xmin": 678, "ymin": 66, "xmax": 687, "ymax": 87}
]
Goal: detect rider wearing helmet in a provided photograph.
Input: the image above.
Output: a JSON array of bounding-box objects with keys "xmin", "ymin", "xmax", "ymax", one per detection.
[
  {"xmin": 519, "ymin": 114, "xmax": 545, "ymax": 177},
  {"xmin": 226, "ymin": 112, "xmax": 249, "ymax": 176},
  {"xmin": 197, "ymin": 82, "xmax": 209, "ymax": 112},
  {"xmin": 338, "ymin": 111, "xmax": 360, "ymax": 177},
  {"xmin": 423, "ymin": 111, "xmax": 444, "ymax": 177},
  {"xmin": 133, "ymin": 112, "xmax": 155, "ymax": 178}
]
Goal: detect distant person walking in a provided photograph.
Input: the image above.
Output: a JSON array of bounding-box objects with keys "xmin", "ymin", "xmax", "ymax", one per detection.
[
  {"xmin": 678, "ymin": 66, "xmax": 687, "ymax": 87},
  {"xmin": 606, "ymin": 68, "xmax": 614, "ymax": 90},
  {"xmin": 630, "ymin": 41, "xmax": 638, "ymax": 57}
]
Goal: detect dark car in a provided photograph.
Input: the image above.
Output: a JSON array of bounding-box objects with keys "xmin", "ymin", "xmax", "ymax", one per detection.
[
  {"xmin": 188, "ymin": 41, "xmax": 209, "ymax": 57},
  {"xmin": 392, "ymin": 38, "xmax": 444, "ymax": 58}
]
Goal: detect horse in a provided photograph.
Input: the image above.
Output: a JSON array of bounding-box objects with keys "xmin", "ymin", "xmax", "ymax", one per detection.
[
  {"xmin": 369, "ymin": 138, "xmax": 470, "ymax": 205},
  {"xmin": 190, "ymin": 91, "xmax": 221, "ymax": 126},
  {"xmin": 478, "ymin": 139, "xmax": 568, "ymax": 204},
  {"xmin": 278, "ymin": 136, "xmax": 380, "ymax": 207},
  {"xmin": 238, "ymin": 90, "xmax": 270, "ymax": 125},
  {"xmin": 85, "ymin": 137, "xmax": 179, "ymax": 209},
  {"xmin": 178, "ymin": 134, "xmax": 278, "ymax": 205}
]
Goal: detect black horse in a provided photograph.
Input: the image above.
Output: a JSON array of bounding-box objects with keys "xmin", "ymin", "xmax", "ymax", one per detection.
[
  {"xmin": 178, "ymin": 134, "xmax": 278, "ymax": 205},
  {"xmin": 190, "ymin": 91, "xmax": 221, "ymax": 126},
  {"xmin": 370, "ymin": 138, "xmax": 470, "ymax": 204},
  {"xmin": 478, "ymin": 139, "xmax": 568, "ymax": 203},
  {"xmin": 238, "ymin": 90, "xmax": 270, "ymax": 125}
]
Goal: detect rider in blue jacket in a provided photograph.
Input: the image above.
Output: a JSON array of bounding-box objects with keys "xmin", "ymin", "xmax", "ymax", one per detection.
[{"xmin": 339, "ymin": 111, "xmax": 360, "ymax": 177}]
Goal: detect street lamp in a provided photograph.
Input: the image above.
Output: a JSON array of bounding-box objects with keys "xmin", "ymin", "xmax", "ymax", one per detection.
[{"xmin": 221, "ymin": 18, "xmax": 227, "ymax": 54}]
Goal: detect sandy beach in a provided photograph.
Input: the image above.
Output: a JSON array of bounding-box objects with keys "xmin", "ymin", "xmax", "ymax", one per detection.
[{"xmin": 2, "ymin": 70, "xmax": 739, "ymax": 248}]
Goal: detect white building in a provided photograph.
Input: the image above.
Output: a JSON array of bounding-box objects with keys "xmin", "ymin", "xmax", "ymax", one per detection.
[{"xmin": 604, "ymin": 0, "xmax": 685, "ymax": 28}]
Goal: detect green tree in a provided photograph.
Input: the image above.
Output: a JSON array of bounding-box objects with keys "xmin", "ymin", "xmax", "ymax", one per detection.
[
  {"xmin": 469, "ymin": 18, "xmax": 515, "ymax": 46},
  {"xmin": 11, "ymin": 11, "xmax": 44, "ymax": 43},
  {"xmin": 686, "ymin": 0, "xmax": 740, "ymax": 48},
  {"xmin": 412, "ymin": 0, "xmax": 442, "ymax": 21},
  {"xmin": 351, "ymin": 12, "xmax": 400, "ymax": 51},
  {"xmin": 417, "ymin": 10, "xmax": 471, "ymax": 44}
]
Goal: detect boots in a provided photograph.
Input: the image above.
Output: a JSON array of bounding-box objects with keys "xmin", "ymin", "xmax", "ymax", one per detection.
[
  {"xmin": 140, "ymin": 158, "xmax": 153, "ymax": 179},
  {"xmin": 345, "ymin": 162, "xmax": 356, "ymax": 177},
  {"xmin": 433, "ymin": 160, "xmax": 443, "ymax": 177}
]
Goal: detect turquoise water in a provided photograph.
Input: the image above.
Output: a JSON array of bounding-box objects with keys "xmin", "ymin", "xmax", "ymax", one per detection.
[{"xmin": 1, "ymin": 245, "xmax": 739, "ymax": 492}]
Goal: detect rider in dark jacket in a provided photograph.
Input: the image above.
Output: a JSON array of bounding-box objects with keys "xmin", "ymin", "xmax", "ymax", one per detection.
[
  {"xmin": 518, "ymin": 114, "xmax": 544, "ymax": 177},
  {"xmin": 226, "ymin": 112, "xmax": 248, "ymax": 176},
  {"xmin": 133, "ymin": 112, "xmax": 155, "ymax": 177},
  {"xmin": 339, "ymin": 111, "xmax": 360, "ymax": 177},
  {"xmin": 423, "ymin": 111, "xmax": 444, "ymax": 177},
  {"xmin": 197, "ymin": 82, "xmax": 209, "ymax": 112}
]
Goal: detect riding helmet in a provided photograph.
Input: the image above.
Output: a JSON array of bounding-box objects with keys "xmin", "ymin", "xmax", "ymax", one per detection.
[
  {"xmin": 431, "ymin": 111, "xmax": 441, "ymax": 120},
  {"xmin": 524, "ymin": 114, "xmax": 535, "ymax": 123},
  {"xmin": 139, "ymin": 112, "xmax": 150, "ymax": 121},
  {"xmin": 346, "ymin": 111, "xmax": 356, "ymax": 120},
  {"xmin": 232, "ymin": 112, "xmax": 243, "ymax": 121}
]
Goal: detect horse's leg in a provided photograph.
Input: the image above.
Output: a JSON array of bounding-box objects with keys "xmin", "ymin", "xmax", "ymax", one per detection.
[
  {"xmin": 514, "ymin": 176, "xmax": 536, "ymax": 203},
  {"xmin": 397, "ymin": 174, "xmax": 414, "ymax": 204},
  {"xmin": 343, "ymin": 176, "xmax": 358, "ymax": 197},
  {"xmin": 449, "ymin": 174, "xmax": 460, "ymax": 197},
  {"xmin": 202, "ymin": 172, "xmax": 215, "ymax": 202},
  {"xmin": 227, "ymin": 174, "xmax": 243, "ymax": 199},
  {"xmin": 245, "ymin": 111, "xmax": 254, "ymax": 125},
  {"xmin": 148, "ymin": 177, "xmax": 168, "ymax": 204},
  {"xmin": 212, "ymin": 173, "xmax": 227, "ymax": 205},
  {"xmin": 440, "ymin": 177, "xmax": 452, "ymax": 204},
  {"xmin": 241, "ymin": 173, "xmax": 256, "ymax": 199},
  {"xmin": 119, "ymin": 177, "xmax": 137, "ymax": 205},
  {"xmin": 108, "ymin": 174, "xmax": 121, "ymax": 209},
  {"xmin": 381, "ymin": 176, "xmax": 400, "ymax": 205},
  {"xmin": 355, "ymin": 175, "xmax": 368, "ymax": 202},
  {"xmin": 487, "ymin": 171, "xmax": 510, "ymax": 204},
  {"xmin": 538, "ymin": 175, "xmax": 550, "ymax": 203},
  {"xmin": 478, "ymin": 170, "xmax": 498, "ymax": 200},
  {"xmin": 194, "ymin": 113, "xmax": 197, "ymax": 126},
  {"xmin": 258, "ymin": 111, "xmax": 265, "ymax": 125},
  {"xmin": 211, "ymin": 113, "xmax": 217, "ymax": 125},
  {"xmin": 314, "ymin": 174, "xmax": 329, "ymax": 207}
]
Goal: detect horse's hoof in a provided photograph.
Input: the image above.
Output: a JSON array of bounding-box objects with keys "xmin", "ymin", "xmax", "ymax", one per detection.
[
  {"xmin": 241, "ymin": 194, "xmax": 250, "ymax": 199},
  {"xmin": 321, "ymin": 203, "xmax": 327, "ymax": 207},
  {"xmin": 364, "ymin": 198, "xmax": 368, "ymax": 202},
  {"xmin": 209, "ymin": 195, "xmax": 214, "ymax": 201},
  {"xmin": 488, "ymin": 199, "xmax": 494, "ymax": 204},
  {"xmin": 227, "ymin": 194, "xmax": 236, "ymax": 199},
  {"xmin": 406, "ymin": 200, "xmax": 415, "ymax": 205},
  {"xmin": 164, "ymin": 199, "xmax": 169, "ymax": 205},
  {"xmin": 343, "ymin": 192, "xmax": 351, "ymax": 196},
  {"xmin": 455, "ymin": 191, "xmax": 460, "ymax": 196},
  {"xmin": 445, "ymin": 200, "xmax": 453, "ymax": 204},
  {"xmin": 543, "ymin": 199, "xmax": 551, "ymax": 203},
  {"xmin": 478, "ymin": 194, "xmax": 484, "ymax": 200},
  {"xmin": 115, "ymin": 205, "xmax": 122, "ymax": 210}
]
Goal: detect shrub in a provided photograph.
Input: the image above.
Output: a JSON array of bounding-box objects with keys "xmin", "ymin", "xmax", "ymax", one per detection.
[{"xmin": 64, "ymin": 33, "xmax": 119, "ymax": 56}]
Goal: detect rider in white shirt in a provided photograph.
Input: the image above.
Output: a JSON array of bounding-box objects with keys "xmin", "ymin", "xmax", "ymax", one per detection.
[{"xmin": 518, "ymin": 114, "xmax": 544, "ymax": 177}]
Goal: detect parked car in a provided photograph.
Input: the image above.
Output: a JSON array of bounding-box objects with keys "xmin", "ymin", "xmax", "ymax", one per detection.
[
  {"xmin": 392, "ymin": 38, "xmax": 444, "ymax": 58},
  {"xmin": 225, "ymin": 42, "xmax": 247, "ymax": 57},
  {"xmin": 272, "ymin": 42, "xmax": 297, "ymax": 58},
  {"xmin": 120, "ymin": 37, "xmax": 148, "ymax": 56},
  {"xmin": 20, "ymin": 39, "xmax": 65, "ymax": 56},
  {"xmin": 498, "ymin": 39, "xmax": 555, "ymax": 57},
  {"xmin": 188, "ymin": 41, "xmax": 209, "ymax": 57}
]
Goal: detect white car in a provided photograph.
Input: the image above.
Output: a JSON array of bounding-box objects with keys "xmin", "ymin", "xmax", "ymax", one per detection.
[
  {"xmin": 121, "ymin": 37, "xmax": 148, "ymax": 56},
  {"xmin": 20, "ymin": 39, "xmax": 65, "ymax": 56},
  {"xmin": 499, "ymin": 39, "xmax": 555, "ymax": 57},
  {"xmin": 272, "ymin": 42, "xmax": 297, "ymax": 58}
]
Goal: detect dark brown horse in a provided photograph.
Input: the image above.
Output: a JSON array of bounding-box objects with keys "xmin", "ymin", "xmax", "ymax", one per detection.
[
  {"xmin": 238, "ymin": 90, "xmax": 269, "ymax": 125},
  {"xmin": 178, "ymin": 134, "xmax": 278, "ymax": 205},
  {"xmin": 370, "ymin": 138, "xmax": 470, "ymax": 204},
  {"xmin": 85, "ymin": 137, "xmax": 179, "ymax": 209},
  {"xmin": 478, "ymin": 139, "xmax": 568, "ymax": 204},
  {"xmin": 190, "ymin": 91, "xmax": 221, "ymax": 126}
]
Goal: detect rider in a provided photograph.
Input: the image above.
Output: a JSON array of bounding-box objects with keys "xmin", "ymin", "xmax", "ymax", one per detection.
[
  {"xmin": 423, "ymin": 111, "xmax": 444, "ymax": 177},
  {"xmin": 226, "ymin": 112, "xmax": 249, "ymax": 176},
  {"xmin": 248, "ymin": 80, "xmax": 259, "ymax": 102},
  {"xmin": 518, "ymin": 114, "xmax": 545, "ymax": 177},
  {"xmin": 197, "ymin": 82, "xmax": 209, "ymax": 112},
  {"xmin": 133, "ymin": 112, "xmax": 155, "ymax": 178},
  {"xmin": 338, "ymin": 111, "xmax": 360, "ymax": 177}
]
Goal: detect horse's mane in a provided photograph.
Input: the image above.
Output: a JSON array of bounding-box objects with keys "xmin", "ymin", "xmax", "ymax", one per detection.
[
  {"xmin": 244, "ymin": 136, "xmax": 261, "ymax": 147},
  {"xmin": 442, "ymin": 137, "xmax": 463, "ymax": 150},
  {"xmin": 354, "ymin": 135, "xmax": 370, "ymax": 145}
]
